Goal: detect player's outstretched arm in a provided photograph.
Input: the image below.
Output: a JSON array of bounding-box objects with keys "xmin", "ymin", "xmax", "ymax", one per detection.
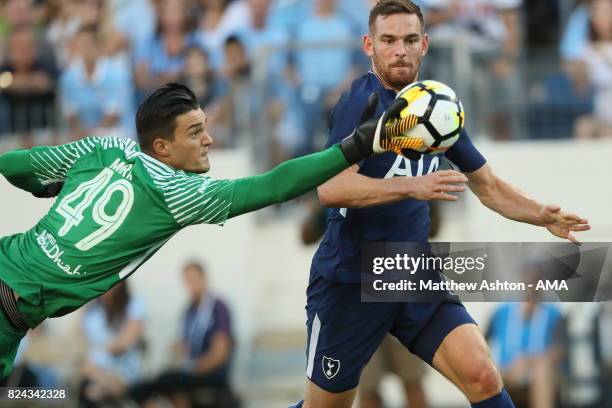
[
  {"xmin": 467, "ymin": 163, "xmax": 590, "ymax": 244},
  {"xmin": 225, "ymin": 95, "xmax": 412, "ymax": 218},
  {"xmin": 318, "ymin": 166, "xmax": 468, "ymax": 208},
  {"xmin": 227, "ymin": 145, "xmax": 362, "ymax": 218}
]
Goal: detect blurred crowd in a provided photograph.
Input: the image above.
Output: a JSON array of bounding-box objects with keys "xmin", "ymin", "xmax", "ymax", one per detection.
[
  {"xmin": 6, "ymin": 261, "xmax": 239, "ymax": 408},
  {"xmin": 0, "ymin": 0, "xmax": 609, "ymax": 163}
]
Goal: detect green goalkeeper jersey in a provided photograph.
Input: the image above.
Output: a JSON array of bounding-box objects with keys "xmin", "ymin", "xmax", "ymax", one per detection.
[
  {"xmin": 0, "ymin": 135, "xmax": 351, "ymax": 329},
  {"xmin": 0, "ymin": 136, "xmax": 236, "ymax": 327}
]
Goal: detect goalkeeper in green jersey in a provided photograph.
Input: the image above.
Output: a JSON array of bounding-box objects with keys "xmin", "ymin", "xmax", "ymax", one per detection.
[{"xmin": 0, "ymin": 83, "xmax": 412, "ymax": 378}]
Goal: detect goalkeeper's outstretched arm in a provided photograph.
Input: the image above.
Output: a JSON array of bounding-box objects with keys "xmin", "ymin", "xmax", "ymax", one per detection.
[
  {"xmin": 225, "ymin": 93, "xmax": 412, "ymax": 218},
  {"xmin": 227, "ymin": 145, "xmax": 351, "ymax": 218}
]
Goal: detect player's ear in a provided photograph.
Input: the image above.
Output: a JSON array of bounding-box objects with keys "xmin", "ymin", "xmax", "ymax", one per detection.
[
  {"xmin": 152, "ymin": 137, "xmax": 172, "ymax": 158},
  {"xmin": 421, "ymin": 33, "xmax": 429, "ymax": 57},
  {"xmin": 363, "ymin": 34, "xmax": 373, "ymax": 58}
]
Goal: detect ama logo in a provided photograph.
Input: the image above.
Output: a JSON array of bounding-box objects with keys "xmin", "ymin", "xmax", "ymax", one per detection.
[{"xmin": 322, "ymin": 356, "xmax": 340, "ymax": 380}]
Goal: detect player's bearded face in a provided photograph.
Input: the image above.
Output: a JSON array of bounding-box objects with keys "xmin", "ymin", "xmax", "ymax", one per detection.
[
  {"xmin": 167, "ymin": 109, "xmax": 213, "ymax": 173},
  {"xmin": 366, "ymin": 13, "xmax": 428, "ymax": 91}
]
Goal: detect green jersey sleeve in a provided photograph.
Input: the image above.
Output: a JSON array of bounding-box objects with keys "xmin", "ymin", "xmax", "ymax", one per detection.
[
  {"xmin": 138, "ymin": 154, "xmax": 234, "ymax": 226},
  {"xmin": 0, "ymin": 137, "xmax": 102, "ymax": 194},
  {"xmin": 29, "ymin": 137, "xmax": 102, "ymax": 182},
  {"xmin": 137, "ymin": 144, "xmax": 350, "ymax": 226}
]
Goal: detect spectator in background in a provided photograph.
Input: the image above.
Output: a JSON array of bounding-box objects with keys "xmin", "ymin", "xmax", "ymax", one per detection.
[
  {"xmin": 290, "ymin": 0, "xmax": 359, "ymax": 155},
  {"xmin": 12, "ymin": 322, "xmax": 83, "ymax": 390},
  {"xmin": 44, "ymin": 0, "xmax": 81, "ymax": 68},
  {"xmin": 237, "ymin": 0, "xmax": 288, "ymax": 77},
  {"xmin": 75, "ymin": 0, "xmax": 132, "ymax": 64},
  {"xmin": 575, "ymin": 0, "xmax": 612, "ymax": 139},
  {"xmin": 107, "ymin": 0, "xmax": 156, "ymax": 54},
  {"xmin": 130, "ymin": 261, "xmax": 235, "ymax": 408},
  {"xmin": 180, "ymin": 46, "xmax": 220, "ymax": 109},
  {"xmin": 486, "ymin": 265, "xmax": 565, "ymax": 408},
  {"xmin": 60, "ymin": 26, "xmax": 134, "ymax": 140},
  {"xmin": 3, "ymin": 0, "xmax": 40, "ymax": 32},
  {"xmin": 44, "ymin": 0, "xmax": 130, "ymax": 69},
  {"xmin": 562, "ymin": 303, "xmax": 606, "ymax": 407},
  {"xmin": 134, "ymin": 0, "xmax": 198, "ymax": 102},
  {"xmin": 424, "ymin": 0, "xmax": 523, "ymax": 140},
  {"xmin": 179, "ymin": 46, "xmax": 230, "ymax": 146},
  {"xmin": 560, "ymin": 0, "xmax": 590, "ymax": 62},
  {"xmin": 215, "ymin": 36, "xmax": 254, "ymax": 146},
  {"xmin": 266, "ymin": 0, "xmax": 310, "ymax": 33},
  {"xmin": 196, "ymin": 0, "xmax": 249, "ymax": 68},
  {"xmin": 0, "ymin": 323, "xmax": 64, "ymax": 389},
  {"xmin": 79, "ymin": 280, "xmax": 147, "ymax": 407},
  {"xmin": 0, "ymin": 24, "xmax": 57, "ymax": 145},
  {"xmin": 232, "ymin": 0, "xmax": 306, "ymax": 165}
]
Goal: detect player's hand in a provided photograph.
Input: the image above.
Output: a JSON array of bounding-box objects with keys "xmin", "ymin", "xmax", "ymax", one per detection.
[
  {"xmin": 339, "ymin": 94, "xmax": 418, "ymax": 164},
  {"xmin": 540, "ymin": 205, "xmax": 590, "ymax": 245},
  {"xmin": 409, "ymin": 170, "xmax": 468, "ymax": 201},
  {"xmin": 32, "ymin": 182, "xmax": 64, "ymax": 198},
  {"xmin": 372, "ymin": 97, "xmax": 423, "ymax": 160}
]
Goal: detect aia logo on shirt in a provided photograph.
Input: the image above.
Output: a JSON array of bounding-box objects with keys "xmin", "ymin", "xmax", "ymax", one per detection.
[
  {"xmin": 322, "ymin": 356, "xmax": 341, "ymax": 380},
  {"xmin": 384, "ymin": 155, "xmax": 440, "ymax": 179}
]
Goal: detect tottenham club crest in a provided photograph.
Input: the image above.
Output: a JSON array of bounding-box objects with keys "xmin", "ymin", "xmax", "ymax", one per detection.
[{"xmin": 322, "ymin": 356, "xmax": 340, "ymax": 380}]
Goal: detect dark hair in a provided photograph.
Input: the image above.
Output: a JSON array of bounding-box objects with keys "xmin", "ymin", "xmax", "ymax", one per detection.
[
  {"xmin": 75, "ymin": 24, "xmax": 99, "ymax": 40},
  {"xmin": 368, "ymin": 0, "xmax": 425, "ymax": 33},
  {"xmin": 183, "ymin": 261, "xmax": 205, "ymax": 276},
  {"xmin": 136, "ymin": 82, "xmax": 199, "ymax": 153},
  {"xmin": 224, "ymin": 35, "xmax": 244, "ymax": 48}
]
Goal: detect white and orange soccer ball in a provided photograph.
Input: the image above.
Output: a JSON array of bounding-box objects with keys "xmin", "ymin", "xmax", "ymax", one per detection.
[{"xmin": 386, "ymin": 80, "xmax": 465, "ymax": 155}]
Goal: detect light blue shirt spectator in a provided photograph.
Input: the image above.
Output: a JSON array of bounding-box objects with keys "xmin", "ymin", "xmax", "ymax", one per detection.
[
  {"xmin": 293, "ymin": 11, "xmax": 357, "ymax": 90},
  {"xmin": 560, "ymin": 5, "xmax": 590, "ymax": 60},
  {"xmin": 487, "ymin": 303, "xmax": 564, "ymax": 371},
  {"xmin": 268, "ymin": 0, "xmax": 311, "ymax": 32},
  {"xmin": 82, "ymin": 297, "xmax": 147, "ymax": 384},
  {"xmin": 237, "ymin": 25, "xmax": 289, "ymax": 80},
  {"xmin": 60, "ymin": 57, "xmax": 135, "ymax": 138},
  {"xmin": 134, "ymin": 34, "xmax": 199, "ymax": 79},
  {"xmin": 109, "ymin": 0, "xmax": 156, "ymax": 49}
]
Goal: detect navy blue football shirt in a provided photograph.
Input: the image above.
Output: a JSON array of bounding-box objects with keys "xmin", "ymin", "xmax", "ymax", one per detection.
[{"xmin": 311, "ymin": 72, "xmax": 487, "ymax": 283}]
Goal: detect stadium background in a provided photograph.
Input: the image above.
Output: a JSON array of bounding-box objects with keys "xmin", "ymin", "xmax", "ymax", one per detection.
[{"xmin": 0, "ymin": 0, "xmax": 611, "ymax": 407}]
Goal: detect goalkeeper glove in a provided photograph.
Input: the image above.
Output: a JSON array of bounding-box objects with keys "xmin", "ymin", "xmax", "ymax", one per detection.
[{"xmin": 339, "ymin": 93, "xmax": 421, "ymax": 164}]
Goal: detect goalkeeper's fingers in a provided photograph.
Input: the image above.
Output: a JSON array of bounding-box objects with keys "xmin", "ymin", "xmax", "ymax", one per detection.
[{"xmin": 374, "ymin": 113, "xmax": 422, "ymax": 154}]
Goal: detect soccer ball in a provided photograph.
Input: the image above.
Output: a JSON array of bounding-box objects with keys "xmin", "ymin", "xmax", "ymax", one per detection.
[{"xmin": 391, "ymin": 80, "xmax": 465, "ymax": 155}]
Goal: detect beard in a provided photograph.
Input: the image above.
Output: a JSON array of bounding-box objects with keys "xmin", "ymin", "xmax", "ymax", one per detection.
[{"xmin": 372, "ymin": 48, "xmax": 421, "ymax": 91}]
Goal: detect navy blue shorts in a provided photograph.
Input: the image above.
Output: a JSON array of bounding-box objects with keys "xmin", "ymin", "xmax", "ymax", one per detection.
[{"xmin": 305, "ymin": 274, "xmax": 476, "ymax": 393}]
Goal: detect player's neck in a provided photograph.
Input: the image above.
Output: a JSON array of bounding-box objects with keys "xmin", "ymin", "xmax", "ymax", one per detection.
[
  {"xmin": 144, "ymin": 150, "xmax": 176, "ymax": 169},
  {"xmin": 371, "ymin": 68, "xmax": 418, "ymax": 93}
]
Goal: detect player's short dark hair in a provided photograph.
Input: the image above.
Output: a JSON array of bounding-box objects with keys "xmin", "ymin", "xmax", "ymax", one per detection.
[
  {"xmin": 136, "ymin": 83, "xmax": 199, "ymax": 153},
  {"xmin": 368, "ymin": 0, "xmax": 425, "ymax": 34}
]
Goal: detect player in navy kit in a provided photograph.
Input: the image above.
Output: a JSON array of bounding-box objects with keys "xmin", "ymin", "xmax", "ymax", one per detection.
[{"xmin": 289, "ymin": 1, "xmax": 590, "ymax": 408}]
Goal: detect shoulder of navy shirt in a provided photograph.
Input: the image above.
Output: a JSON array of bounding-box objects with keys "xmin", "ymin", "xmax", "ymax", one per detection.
[{"xmin": 313, "ymin": 72, "xmax": 487, "ymax": 283}]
